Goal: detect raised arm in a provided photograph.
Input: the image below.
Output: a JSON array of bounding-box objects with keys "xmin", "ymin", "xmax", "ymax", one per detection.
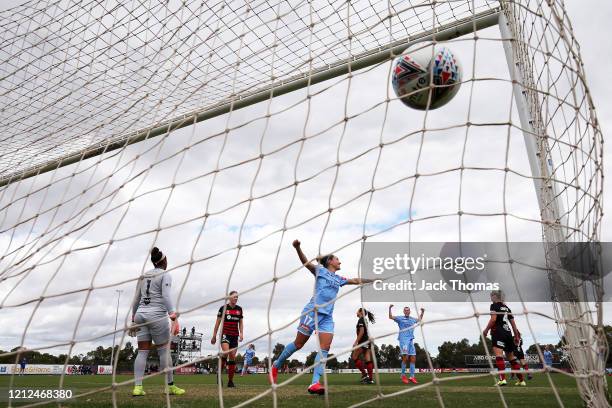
[
  {"xmin": 345, "ymin": 277, "xmax": 374, "ymax": 285},
  {"xmin": 293, "ymin": 239, "xmax": 316, "ymax": 274},
  {"xmin": 388, "ymin": 304, "xmax": 395, "ymax": 321}
]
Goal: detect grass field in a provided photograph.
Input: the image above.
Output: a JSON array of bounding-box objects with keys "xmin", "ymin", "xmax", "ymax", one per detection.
[{"xmin": 2, "ymin": 372, "xmax": 610, "ymax": 407}]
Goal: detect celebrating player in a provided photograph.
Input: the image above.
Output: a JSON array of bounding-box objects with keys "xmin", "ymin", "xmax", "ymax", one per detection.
[
  {"xmin": 352, "ymin": 308, "xmax": 375, "ymax": 384},
  {"xmin": 211, "ymin": 291, "xmax": 243, "ymax": 388},
  {"xmin": 482, "ymin": 290, "xmax": 526, "ymax": 386},
  {"xmin": 270, "ymin": 239, "xmax": 373, "ymax": 395},
  {"xmin": 389, "ymin": 304, "xmax": 424, "ymax": 384},
  {"xmin": 241, "ymin": 344, "xmax": 256, "ymax": 376},
  {"xmin": 130, "ymin": 247, "xmax": 185, "ymax": 397}
]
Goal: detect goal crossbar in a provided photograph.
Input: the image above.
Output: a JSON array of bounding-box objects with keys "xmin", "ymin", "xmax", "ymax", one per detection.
[{"xmin": 0, "ymin": 7, "xmax": 500, "ymax": 189}]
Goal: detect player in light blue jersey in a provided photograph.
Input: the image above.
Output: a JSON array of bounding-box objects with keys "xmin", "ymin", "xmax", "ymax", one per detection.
[
  {"xmin": 389, "ymin": 304, "xmax": 424, "ymax": 384},
  {"xmin": 543, "ymin": 346, "xmax": 554, "ymax": 369},
  {"xmin": 241, "ymin": 344, "xmax": 256, "ymax": 376},
  {"xmin": 270, "ymin": 239, "xmax": 373, "ymax": 395}
]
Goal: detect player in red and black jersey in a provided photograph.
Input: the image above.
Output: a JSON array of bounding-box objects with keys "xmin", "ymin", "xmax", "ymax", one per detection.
[
  {"xmin": 212, "ymin": 291, "xmax": 243, "ymax": 388},
  {"xmin": 352, "ymin": 308, "xmax": 375, "ymax": 384},
  {"xmin": 482, "ymin": 290, "xmax": 526, "ymax": 387},
  {"xmin": 510, "ymin": 336, "xmax": 532, "ymax": 381}
]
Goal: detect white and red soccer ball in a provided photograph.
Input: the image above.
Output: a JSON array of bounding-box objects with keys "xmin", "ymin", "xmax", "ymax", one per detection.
[{"xmin": 391, "ymin": 45, "xmax": 462, "ymax": 110}]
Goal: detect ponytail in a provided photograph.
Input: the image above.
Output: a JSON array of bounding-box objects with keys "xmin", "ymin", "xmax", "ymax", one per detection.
[{"xmin": 358, "ymin": 308, "xmax": 376, "ymax": 324}]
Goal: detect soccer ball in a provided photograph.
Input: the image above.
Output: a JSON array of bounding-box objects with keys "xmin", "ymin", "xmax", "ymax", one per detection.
[{"xmin": 391, "ymin": 45, "xmax": 462, "ymax": 110}]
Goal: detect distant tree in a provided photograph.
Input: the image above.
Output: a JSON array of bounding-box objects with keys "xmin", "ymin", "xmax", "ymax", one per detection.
[
  {"xmin": 305, "ymin": 351, "xmax": 318, "ymax": 368},
  {"xmin": 414, "ymin": 343, "xmax": 435, "ymax": 368},
  {"xmin": 119, "ymin": 342, "xmax": 136, "ymax": 362},
  {"xmin": 603, "ymin": 325, "xmax": 611, "ymax": 367},
  {"xmin": 437, "ymin": 338, "xmax": 481, "ymax": 367},
  {"xmin": 288, "ymin": 358, "xmax": 301, "ymax": 369},
  {"xmin": 272, "ymin": 343, "xmax": 285, "ymax": 361},
  {"xmin": 326, "ymin": 353, "xmax": 338, "ymax": 370}
]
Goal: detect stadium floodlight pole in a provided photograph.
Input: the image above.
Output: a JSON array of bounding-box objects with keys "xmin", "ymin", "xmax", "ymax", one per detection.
[
  {"xmin": 499, "ymin": 7, "xmax": 607, "ymax": 407},
  {"xmin": 110, "ymin": 289, "xmax": 123, "ymax": 369},
  {"xmin": 0, "ymin": 7, "xmax": 500, "ymax": 188}
]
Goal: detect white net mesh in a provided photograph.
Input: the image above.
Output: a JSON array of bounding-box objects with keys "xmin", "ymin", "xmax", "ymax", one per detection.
[{"xmin": 0, "ymin": 0, "xmax": 607, "ymax": 407}]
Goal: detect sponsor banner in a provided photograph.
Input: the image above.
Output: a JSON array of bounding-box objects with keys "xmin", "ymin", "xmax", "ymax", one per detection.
[
  {"xmin": 0, "ymin": 364, "xmax": 112, "ymax": 375},
  {"xmin": 361, "ymin": 242, "xmax": 611, "ymax": 302},
  {"xmin": 0, "ymin": 364, "xmax": 64, "ymax": 375},
  {"xmin": 176, "ymin": 366, "xmax": 197, "ymax": 374},
  {"xmin": 465, "ymin": 354, "xmax": 551, "ymax": 366},
  {"xmin": 335, "ymin": 368, "xmax": 515, "ymax": 374},
  {"xmin": 97, "ymin": 365, "xmax": 113, "ymax": 375}
]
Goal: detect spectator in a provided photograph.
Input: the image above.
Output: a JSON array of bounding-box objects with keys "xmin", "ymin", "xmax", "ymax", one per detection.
[{"xmin": 19, "ymin": 357, "xmax": 27, "ymax": 376}]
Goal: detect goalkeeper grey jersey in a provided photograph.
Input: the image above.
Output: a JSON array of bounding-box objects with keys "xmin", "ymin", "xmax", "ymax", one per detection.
[{"xmin": 131, "ymin": 268, "xmax": 175, "ymax": 316}]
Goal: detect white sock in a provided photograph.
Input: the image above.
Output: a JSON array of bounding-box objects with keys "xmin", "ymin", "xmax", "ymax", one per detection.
[
  {"xmin": 134, "ymin": 350, "xmax": 149, "ymax": 386},
  {"xmin": 158, "ymin": 347, "xmax": 174, "ymax": 384}
]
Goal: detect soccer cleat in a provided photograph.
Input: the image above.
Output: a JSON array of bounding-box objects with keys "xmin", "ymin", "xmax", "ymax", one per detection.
[
  {"xmin": 227, "ymin": 380, "xmax": 235, "ymax": 388},
  {"xmin": 270, "ymin": 366, "xmax": 278, "ymax": 384},
  {"xmin": 366, "ymin": 378, "xmax": 375, "ymax": 384},
  {"xmin": 307, "ymin": 382, "xmax": 325, "ymax": 395},
  {"xmin": 166, "ymin": 384, "xmax": 185, "ymax": 395},
  {"xmin": 132, "ymin": 385, "xmax": 146, "ymax": 396},
  {"xmin": 401, "ymin": 375, "xmax": 409, "ymax": 384},
  {"xmin": 496, "ymin": 379, "xmax": 507, "ymax": 386},
  {"xmin": 360, "ymin": 374, "xmax": 369, "ymax": 384},
  {"xmin": 409, "ymin": 377, "xmax": 418, "ymax": 384},
  {"xmin": 515, "ymin": 380, "xmax": 526, "ymax": 387}
]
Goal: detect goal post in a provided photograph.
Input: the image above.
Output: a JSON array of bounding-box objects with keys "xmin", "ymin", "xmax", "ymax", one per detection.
[{"xmin": 499, "ymin": 4, "xmax": 607, "ymax": 406}]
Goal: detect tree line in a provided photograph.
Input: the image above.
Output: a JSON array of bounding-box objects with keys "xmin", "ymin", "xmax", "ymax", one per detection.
[{"xmin": 2, "ymin": 325, "xmax": 609, "ymax": 370}]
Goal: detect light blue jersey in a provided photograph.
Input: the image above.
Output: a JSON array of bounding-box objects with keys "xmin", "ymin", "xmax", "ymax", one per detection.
[
  {"xmin": 393, "ymin": 315, "xmax": 418, "ymax": 341},
  {"xmin": 543, "ymin": 350, "xmax": 553, "ymax": 366},
  {"xmin": 244, "ymin": 348, "xmax": 255, "ymax": 363},
  {"xmin": 302, "ymin": 265, "xmax": 348, "ymax": 316}
]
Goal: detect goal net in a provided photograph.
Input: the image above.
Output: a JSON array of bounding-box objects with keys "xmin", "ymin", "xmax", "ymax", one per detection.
[{"xmin": 0, "ymin": 0, "xmax": 607, "ymax": 407}]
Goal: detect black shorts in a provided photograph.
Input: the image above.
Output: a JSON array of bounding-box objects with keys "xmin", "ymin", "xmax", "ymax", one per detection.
[
  {"xmin": 515, "ymin": 346, "xmax": 525, "ymax": 360},
  {"xmin": 492, "ymin": 333, "xmax": 516, "ymax": 353},
  {"xmin": 221, "ymin": 334, "xmax": 239, "ymax": 348},
  {"xmin": 360, "ymin": 341, "xmax": 373, "ymax": 352}
]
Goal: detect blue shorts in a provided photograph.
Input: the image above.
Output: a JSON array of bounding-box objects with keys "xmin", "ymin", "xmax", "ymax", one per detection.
[
  {"xmin": 244, "ymin": 359, "xmax": 253, "ymax": 366},
  {"xmin": 297, "ymin": 311, "xmax": 334, "ymax": 335},
  {"xmin": 399, "ymin": 338, "xmax": 416, "ymax": 356}
]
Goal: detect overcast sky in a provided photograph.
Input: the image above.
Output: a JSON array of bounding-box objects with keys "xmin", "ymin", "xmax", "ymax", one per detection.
[{"xmin": 0, "ymin": 0, "xmax": 610, "ymax": 366}]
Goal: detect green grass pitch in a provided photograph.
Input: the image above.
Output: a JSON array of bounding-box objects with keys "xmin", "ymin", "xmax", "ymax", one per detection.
[{"xmin": 2, "ymin": 373, "xmax": 610, "ymax": 407}]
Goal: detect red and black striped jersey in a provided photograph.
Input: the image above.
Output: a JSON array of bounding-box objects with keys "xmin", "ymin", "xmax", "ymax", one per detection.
[
  {"xmin": 217, "ymin": 304, "xmax": 243, "ymax": 336},
  {"xmin": 356, "ymin": 316, "xmax": 369, "ymax": 341},
  {"xmin": 490, "ymin": 302, "xmax": 513, "ymax": 336}
]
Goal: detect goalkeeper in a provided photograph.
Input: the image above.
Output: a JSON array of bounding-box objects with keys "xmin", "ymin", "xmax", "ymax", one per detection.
[{"xmin": 130, "ymin": 247, "xmax": 185, "ymax": 397}]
